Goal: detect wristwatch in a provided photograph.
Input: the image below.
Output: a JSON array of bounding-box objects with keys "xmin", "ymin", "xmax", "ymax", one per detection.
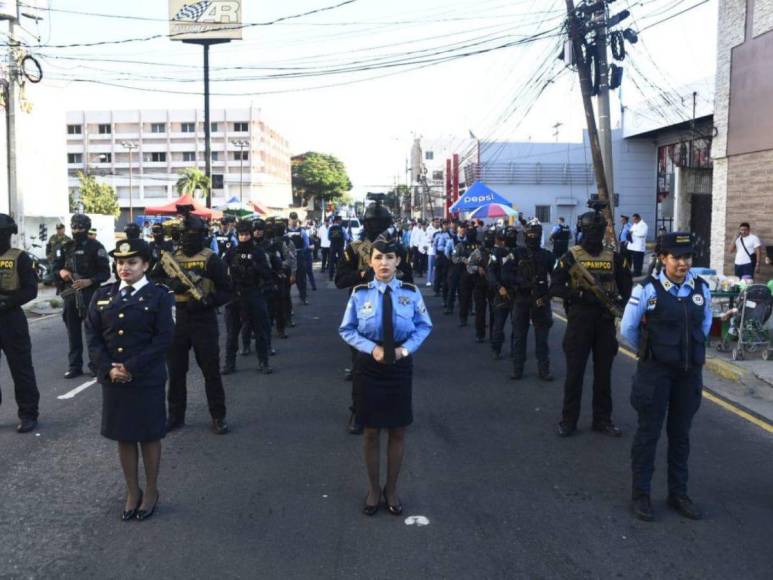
[{"xmin": 400, "ymin": 347, "xmax": 409, "ymax": 358}]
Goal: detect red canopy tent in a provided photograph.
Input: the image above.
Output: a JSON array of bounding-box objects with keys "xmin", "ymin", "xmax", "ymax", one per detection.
[
  {"xmin": 247, "ymin": 200, "xmax": 270, "ymax": 215},
  {"xmin": 144, "ymin": 194, "xmax": 223, "ymax": 220}
]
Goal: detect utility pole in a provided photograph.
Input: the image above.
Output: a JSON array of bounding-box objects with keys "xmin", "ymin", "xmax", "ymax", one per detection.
[
  {"xmin": 232, "ymin": 139, "xmax": 249, "ymax": 205},
  {"xmin": 121, "ymin": 141, "xmax": 138, "ymax": 224},
  {"xmin": 6, "ymin": 8, "xmax": 22, "ymax": 245},
  {"xmin": 594, "ymin": 2, "xmax": 615, "ymax": 204},
  {"xmin": 564, "ymin": 0, "xmax": 616, "ymax": 246}
]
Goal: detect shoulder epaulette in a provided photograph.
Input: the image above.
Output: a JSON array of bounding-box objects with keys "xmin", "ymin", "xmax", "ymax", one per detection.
[
  {"xmin": 400, "ymin": 282, "xmax": 418, "ymax": 292},
  {"xmin": 352, "ymin": 284, "xmax": 369, "ymax": 293}
]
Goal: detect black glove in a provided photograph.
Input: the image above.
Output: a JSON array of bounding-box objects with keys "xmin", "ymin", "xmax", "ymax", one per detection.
[
  {"xmin": 187, "ymin": 295, "xmax": 213, "ymax": 312},
  {"xmin": 170, "ymin": 279, "xmax": 190, "ymax": 294}
]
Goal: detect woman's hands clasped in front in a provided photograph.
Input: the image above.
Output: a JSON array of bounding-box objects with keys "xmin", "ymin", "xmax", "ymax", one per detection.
[
  {"xmin": 371, "ymin": 346, "xmax": 405, "ymax": 364},
  {"xmin": 109, "ymin": 363, "xmax": 133, "ymax": 383}
]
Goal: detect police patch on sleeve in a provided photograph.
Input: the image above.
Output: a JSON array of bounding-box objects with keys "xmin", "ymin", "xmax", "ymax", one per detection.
[
  {"xmin": 98, "ymin": 248, "xmax": 108, "ymax": 258},
  {"xmin": 692, "ymin": 293, "xmax": 704, "ymax": 306}
]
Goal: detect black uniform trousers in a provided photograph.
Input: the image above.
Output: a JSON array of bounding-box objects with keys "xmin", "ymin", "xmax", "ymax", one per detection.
[
  {"xmin": 225, "ymin": 289, "xmax": 271, "ymax": 366},
  {"xmin": 294, "ymin": 251, "xmax": 308, "ymax": 300},
  {"xmin": 63, "ymin": 289, "xmax": 97, "ymax": 373},
  {"xmin": 272, "ymin": 276, "xmax": 291, "ymax": 334},
  {"xmin": 512, "ymin": 300, "xmax": 552, "ymax": 373},
  {"xmin": 446, "ymin": 265, "xmax": 463, "ymax": 312},
  {"xmin": 0, "ymin": 308, "xmax": 39, "ymax": 419},
  {"xmin": 320, "ymin": 247, "xmax": 329, "ymax": 272},
  {"xmin": 434, "ymin": 255, "xmax": 449, "ymax": 298},
  {"xmin": 472, "ymin": 277, "xmax": 490, "ymax": 339},
  {"xmin": 328, "ymin": 244, "xmax": 344, "ymax": 281},
  {"xmin": 167, "ymin": 306, "xmax": 226, "ymax": 421},
  {"xmin": 490, "ymin": 301, "xmax": 511, "ymax": 354},
  {"xmin": 630, "ymin": 362, "xmax": 702, "ymax": 497},
  {"xmin": 553, "ymin": 243, "xmax": 568, "ymax": 263},
  {"xmin": 561, "ymin": 307, "xmax": 618, "ymax": 427},
  {"xmin": 458, "ymin": 270, "xmax": 476, "ymax": 322}
]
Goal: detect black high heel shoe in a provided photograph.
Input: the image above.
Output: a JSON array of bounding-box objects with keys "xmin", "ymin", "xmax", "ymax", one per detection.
[
  {"xmin": 122, "ymin": 490, "xmax": 143, "ymax": 522},
  {"xmin": 136, "ymin": 491, "xmax": 159, "ymax": 521},
  {"xmin": 383, "ymin": 487, "xmax": 403, "ymax": 516},
  {"xmin": 362, "ymin": 493, "xmax": 380, "ymax": 516}
]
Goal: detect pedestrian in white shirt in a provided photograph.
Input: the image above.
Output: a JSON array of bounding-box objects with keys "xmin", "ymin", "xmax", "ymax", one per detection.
[
  {"xmin": 319, "ymin": 221, "xmax": 331, "ymax": 273},
  {"xmin": 628, "ymin": 213, "xmax": 648, "ymax": 276},
  {"xmin": 425, "ymin": 217, "xmax": 440, "ymax": 286},
  {"xmin": 727, "ymin": 221, "xmax": 762, "ymax": 279}
]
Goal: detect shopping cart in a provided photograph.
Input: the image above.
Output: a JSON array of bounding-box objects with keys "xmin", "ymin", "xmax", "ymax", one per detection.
[{"xmin": 718, "ymin": 284, "xmax": 772, "ymax": 361}]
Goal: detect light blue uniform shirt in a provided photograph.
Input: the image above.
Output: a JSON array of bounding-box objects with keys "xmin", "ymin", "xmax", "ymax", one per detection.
[
  {"xmin": 619, "ymin": 222, "xmax": 632, "ymax": 243},
  {"xmin": 620, "ymin": 270, "xmax": 713, "ymax": 349},
  {"xmin": 339, "ymin": 277, "xmax": 433, "ymax": 355},
  {"xmin": 433, "ymin": 231, "xmax": 451, "ymax": 255}
]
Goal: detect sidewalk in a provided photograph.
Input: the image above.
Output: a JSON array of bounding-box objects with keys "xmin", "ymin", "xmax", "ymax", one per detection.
[{"xmin": 23, "ymin": 284, "xmax": 62, "ymax": 316}]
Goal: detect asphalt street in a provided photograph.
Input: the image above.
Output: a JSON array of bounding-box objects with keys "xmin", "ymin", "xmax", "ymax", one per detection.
[{"xmin": 0, "ymin": 275, "xmax": 772, "ymax": 579}]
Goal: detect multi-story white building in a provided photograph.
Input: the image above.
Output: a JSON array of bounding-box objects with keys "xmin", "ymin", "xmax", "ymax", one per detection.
[{"xmin": 66, "ymin": 107, "xmax": 292, "ymax": 224}]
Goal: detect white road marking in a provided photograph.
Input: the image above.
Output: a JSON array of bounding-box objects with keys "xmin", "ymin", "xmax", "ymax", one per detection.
[
  {"xmin": 57, "ymin": 379, "xmax": 98, "ymax": 400},
  {"xmin": 404, "ymin": 515, "xmax": 430, "ymax": 526}
]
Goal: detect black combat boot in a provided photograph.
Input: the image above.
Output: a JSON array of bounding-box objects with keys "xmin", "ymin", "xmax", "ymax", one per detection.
[
  {"xmin": 258, "ymin": 361, "xmax": 273, "ymax": 375},
  {"xmin": 632, "ymin": 493, "xmax": 654, "ymax": 521},
  {"xmin": 221, "ymin": 362, "xmax": 236, "ymax": 375},
  {"xmin": 511, "ymin": 368, "xmax": 524, "ymax": 380},
  {"xmin": 668, "ymin": 495, "xmax": 703, "ymax": 520},
  {"xmin": 211, "ymin": 418, "xmax": 230, "ymax": 435},
  {"xmin": 537, "ymin": 362, "xmax": 554, "ymax": 381}
]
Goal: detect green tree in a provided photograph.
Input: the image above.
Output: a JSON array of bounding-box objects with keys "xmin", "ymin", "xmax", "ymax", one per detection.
[
  {"xmin": 176, "ymin": 167, "xmax": 211, "ymax": 199},
  {"xmin": 75, "ymin": 171, "xmax": 120, "ymax": 217},
  {"xmin": 292, "ymin": 152, "xmax": 352, "ymax": 207}
]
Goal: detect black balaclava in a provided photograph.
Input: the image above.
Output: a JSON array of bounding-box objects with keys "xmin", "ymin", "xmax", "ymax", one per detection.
[
  {"xmin": 579, "ymin": 211, "xmax": 606, "ymax": 254},
  {"xmin": 181, "ymin": 230, "xmax": 203, "ymax": 256},
  {"xmin": 525, "ymin": 224, "xmax": 542, "ymax": 250},
  {"xmin": 0, "ymin": 231, "xmax": 11, "ymax": 254},
  {"xmin": 363, "ymin": 202, "xmax": 393, "ymax": 242},
  {"xmin": 124, "ymin": 223, "xmax": 141, "ymax": 240}
]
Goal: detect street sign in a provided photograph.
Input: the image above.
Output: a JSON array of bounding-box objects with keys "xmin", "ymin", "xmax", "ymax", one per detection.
[{"xmin": 169, "ymin": 0, "xmax": 242, "ymax": 41}]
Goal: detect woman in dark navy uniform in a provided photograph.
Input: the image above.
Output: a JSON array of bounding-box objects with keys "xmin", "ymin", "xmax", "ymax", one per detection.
[
  {"xmin": 87, "ymin": 239, "xmax": 175, "ymax": 522},
  {"xmin": 339, "ymin": 237, "xmax": 432, "ymax": 516}
]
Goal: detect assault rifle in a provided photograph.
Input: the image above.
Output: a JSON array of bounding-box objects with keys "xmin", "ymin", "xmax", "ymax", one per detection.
[
  {"xmin": 159, "ymin": 251, "xmax": 212, "ymax": 302},
  {"xmin": 59, "ymin": 274, "xmax": 88, "ymax": 319},
  {"xmin": 568, "ymin": 260, "xmax": 623, "ymax": 319}
]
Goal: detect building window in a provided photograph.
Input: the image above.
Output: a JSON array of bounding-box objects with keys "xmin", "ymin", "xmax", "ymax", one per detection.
[
  {"xmin": 233, "ymin": 122, "xmax": 248, "ymax": 132},
  {"xmin": 233, "ymin": 151, "xmax": 249, "ymax": 161},
  {"xmin": 210, "ymin": 122, "xmax": 219, "ymax": 132},
  {"xmin": 151, "ymin": 123, "xmax": 166, "ymax": 134},
  {"xmin": 96, "ymin": 153, "xmax": 112, "ymax": 163},
  {"xmin": 183, "ymin": 151, "xmax": 196, "ymax": 162},
  {"xmin": 67, "ymin": 124, "xmax": 82, "ymax": 135},
  {"xmin": 98, "ymin": 124, "xmax": 112, "ymax": 135},
  {"xmin": 67, "ymin": 153, "xmax": 83, "ymax": 164},
  {"xmin": 211, "ymin": 151, "xmax": 220, "ymax": 161},
  {"xmin": 432, "ymin": 170, "xmax": 444, "ymax": 181},
  {"xmin": 425, "ymin": 151, "xmax": 434, "ymax": 160},
  {"xmin": 144, "ymin": 152, "xmax": 166, "ymax": 162},
  {"xmin": 535, "ymin": 205, "xmax": 551, "ymax": 223},
  {"xmin": 181, "ymin": 122, "xmax": 195, "ymax": 133}
]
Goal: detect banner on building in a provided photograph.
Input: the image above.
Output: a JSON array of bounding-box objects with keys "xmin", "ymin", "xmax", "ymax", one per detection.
[{"xmin": 169, "ymin": 0, "xmax": 242, "ymax": 41}]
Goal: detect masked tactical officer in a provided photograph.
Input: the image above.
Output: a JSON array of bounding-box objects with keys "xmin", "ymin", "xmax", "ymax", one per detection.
[
  {"xmin": 251, "ymin": 219, "xmax": 282, "ymax": 354},
  {"xmin": 487, "ymin": 231, "xmax": 513, "ymax": 359},
  {"xmin": 287, "ymin": 211, "xmax": 310, "ymax": 305},
  {"xmin": 0, "ymin": 214, "xmax": 40, "ymax": 433},
  {"xmin": 503, "ymin": 222, "xmax": 555, "ymax": 380},
  {"xmin": 147, "ymin": 223, "xmax": 174, "ymax": 282},
  {"xmin": 446, "ymin": 223, "xmax": 474, "ymax": 316},
  {"xmin": 54, "ymin": 214, "xmax": 110, "ymax": 379},
  {"xmin": 46, "ymin": 223, "xmax": 71, "ymax": 263},
  {"xmin": 266, "ymin": 219, "xmax": 296, "ymax": 339},
  {"xmin": 164, "ymin": 215, "xmax": 233, "ymax": 435},
  {"xmin": 335, "ymin": 195, "xmax": 413, "ymax": 433},
  {"xmin": 550, "ymin": 202, "xmax": 632, "ymax": 437},
  {"xmin": 223, "ymin": 220, "xmax": 274, "ymax": 375},
  {"xmin": 124, "ymin": 222, "xmax": 141, "ymax": 241},
  {"xmin": 621, "ymin": 233, "xmax": 711, "ymax": 522},
  {"xmin": 464, "ymin": 229, "xmax": 495, "ymax": 341}
]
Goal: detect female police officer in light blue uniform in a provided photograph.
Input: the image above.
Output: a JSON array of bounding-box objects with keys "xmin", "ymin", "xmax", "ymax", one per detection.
[
  {"xmin": 339, "ymin": 236, "xmax": 432, "ymax": 516},
  {"xmin": 620, "ymin": 232, "xmax": 712, "ymax": 522}
]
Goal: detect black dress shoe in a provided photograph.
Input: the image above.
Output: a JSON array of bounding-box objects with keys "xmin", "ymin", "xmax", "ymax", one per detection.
[
  {"xmin": 347, "ymin": 413, "xmax": 363, "ymax": 435},
  {"xmin": 491, "ymin": 351, "xmax": 503, "ymax": 360},
  {"xmin": 136, "ymin": 492, "xmax": 159, "ymax": 521},
  {"xmin": 289, "ymin": 319, "xmax": 296, "ymax": 328},
  {"xmin": 668, "ymin": 495, "xmax": 703, "ymax": 520},
  {"xmin": 211, "ymin": 418, "xmax": 230, "ymax": 435},
  {"xmin": 270, "ymin": 348, "xmax": 277, "ymax": 356},
  {"xmin": 165, "ymin": 417, "xmax": 185, "ymax": 432},
  {"xmin": 557, "ymin": 422, "xmax": 577, "ymax": 437},
  {"xmin": 240, "ymin": 347, "xmax": 251, "ymax": 356},
  {"xmin": 258, "ymin": 362, "xmax": 273, "ymax": 375},
  {"xmin": 302, "ymin": 299, "xmax": 309, "ymax": 305},
  {"xmin": 279, "ymin": 332, "xmax": 289, "ymax": 339},
  {"xmin": 510, "ymin": 370, "xmax": 523, "ymax": 380},
  {"xmin": 592, "ymin": 423, "xmax": 623, "ymax": 437},
  {"xmin": 64, "ymin": 369, "xmax": 83, "ymax": 379},
  {"xmin": 16, "ymin": 418, "xmax": 37, "ymax": 434},
  {"xmin": 383, "ymin": 488, "xmax": 403, "ymax": 516},
  {"xmin": 458, "ymin": 320, "xmax": 467, "ymax": 327},
  {"xmin": 221, "ymin": 365, "xmax": 236, "ymax": 375},
  {"xmin": 632, "ymin": 494, "xmax": 654, "ymax": 522},
  {"xmin": 475, "ymin": 336, "xmax": 486, "ymax": 343},
  {"xmin": 362, "ymin": 496, "xmax": 380, "ymax": 516},
  {"xmin": 344, "ymin": 369, "xmax": 353, "ymax": 381},
  {"xmin": 122, "ymin": 490, "xmax": 143, "ymax": 522}
]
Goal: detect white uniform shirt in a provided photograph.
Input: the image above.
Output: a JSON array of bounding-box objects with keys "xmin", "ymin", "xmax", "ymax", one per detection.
[
  {"xmin": 319, "ymin": 224, "xmax": 330, "ymax": 249},
  {"xmin": 425, "ymin": 225, "xmax": 438, "ymax": 256},
  {"xmin": 734, "ymin": 233, "xmax": 761, "ymax": 265},
  {"xmin": 629, "ymin": 220, "xmax": 648, "ymax": 253}
]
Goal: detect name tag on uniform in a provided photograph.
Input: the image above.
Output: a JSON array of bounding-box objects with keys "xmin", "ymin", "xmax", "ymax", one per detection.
[
  {"xmin": 97, "ymin": 300, "xmax": 111, "ymax": 306},
  {"xmin": 398, "ymin": 295, "xmax": 410, "ymax": 306}
]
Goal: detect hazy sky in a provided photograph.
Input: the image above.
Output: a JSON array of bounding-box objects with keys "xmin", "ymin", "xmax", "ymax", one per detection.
[{"xmin": 23, "ymin": 0, "xmax": 718, "ymax": 195}]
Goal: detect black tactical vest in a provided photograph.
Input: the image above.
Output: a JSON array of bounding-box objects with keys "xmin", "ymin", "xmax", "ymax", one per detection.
[
  {"xmin": 0, "ymin": 248, "xmax": 21, "ymax": 292},
  {"xmin": 287, "ymin": 228, "xmax": 305, "ymax": 251}
]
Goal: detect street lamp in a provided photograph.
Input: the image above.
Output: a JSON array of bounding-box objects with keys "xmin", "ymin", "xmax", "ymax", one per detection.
[
  {"xmin": 121, "ymin": 141, "xmax": 139, "ymax": 223},
  {"xmin": 231, "ymin": 139, "xmax": 250, "ymax": 205}
]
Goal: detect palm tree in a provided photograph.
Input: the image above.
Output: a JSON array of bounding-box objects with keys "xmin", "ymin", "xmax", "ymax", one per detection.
[{"xmin": 176, "ymin": 167, "xmax": 211, "ymax": 199}]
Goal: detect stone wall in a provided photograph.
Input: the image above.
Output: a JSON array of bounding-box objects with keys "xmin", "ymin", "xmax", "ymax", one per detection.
[{"xmin": 753, "ymin": 0, "xmax": 773, "ymax": 37}]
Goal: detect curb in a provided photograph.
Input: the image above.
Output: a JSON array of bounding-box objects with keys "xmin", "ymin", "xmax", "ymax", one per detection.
[{"xmin": 704, "ymin": 357, "xmax": 747, "ymax": 383}]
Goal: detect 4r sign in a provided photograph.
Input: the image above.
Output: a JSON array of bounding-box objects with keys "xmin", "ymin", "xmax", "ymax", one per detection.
[{"xmin": 169, "ymin": 0, "xmax": 243, "ymax": 41}]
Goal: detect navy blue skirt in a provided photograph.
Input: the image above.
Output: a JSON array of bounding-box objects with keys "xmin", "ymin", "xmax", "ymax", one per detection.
[
  {"xmin": 354, "ymin": 352, "xmax": 413, "ymax": 428},
  {"xmin": 101, "ymin": 383, "xmax": 166, "ymax": 442}
]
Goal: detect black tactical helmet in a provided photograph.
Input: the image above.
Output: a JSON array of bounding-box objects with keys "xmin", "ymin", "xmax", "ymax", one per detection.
[
  {"xmin": 363, "ymin": 202, "xmax": 393, "ymax": 240},
  {"xmin": 483, "ymin": 229, "xmax": 496, "ymax": 248},
  {"xmin": 236, "ymin": 220, "xmax": 253, "ymax": 234},
  {"xmin": 273, "ymin": 220, "xmax": 286, "ymax": 236},
  {"xmin": 252, "ymin": 219, "xmax": 266, "ymax": 230},
  {"xmin": 124, "ymin": 222, "xmax": 141, "ymax": 239},
  {"xmin": 151, "ymin": 223, "xmax": 164, "ymax": 235},
  {"xmin": 183, "ymin": 215, "xmax": 207, "ymax": 234},
  {"xmin": 71, "ymin": 213, "xmax": 92, "ymax": 231},
  {"xmin": 525, "ymin": 222, "xmax": 542, "ymax": 248},
  {"xmin": 0, "ymin": 214, "xmax": 18, "ymax": 234},
  {"xmin": 579, "ymin": 210, "xmax": 607, "ymax": 242}
]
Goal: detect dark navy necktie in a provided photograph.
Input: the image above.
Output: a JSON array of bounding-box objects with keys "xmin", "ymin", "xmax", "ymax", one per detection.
[
  {"xmin": 122, "ymin": 286, "xmax": 135, "ymax": 299},
  {"xmin": 383, "ymin": 286, "xmax": 395, "ymax": 365}
]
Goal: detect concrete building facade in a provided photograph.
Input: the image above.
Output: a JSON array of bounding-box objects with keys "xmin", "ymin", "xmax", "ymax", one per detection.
[
  {"xmin": 66, "ymin": 107, "xmax": 292, "ymax": 225},
  {"xmin": 712, "ymin": 0, "xmax": 773, "ymax": 276}
]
